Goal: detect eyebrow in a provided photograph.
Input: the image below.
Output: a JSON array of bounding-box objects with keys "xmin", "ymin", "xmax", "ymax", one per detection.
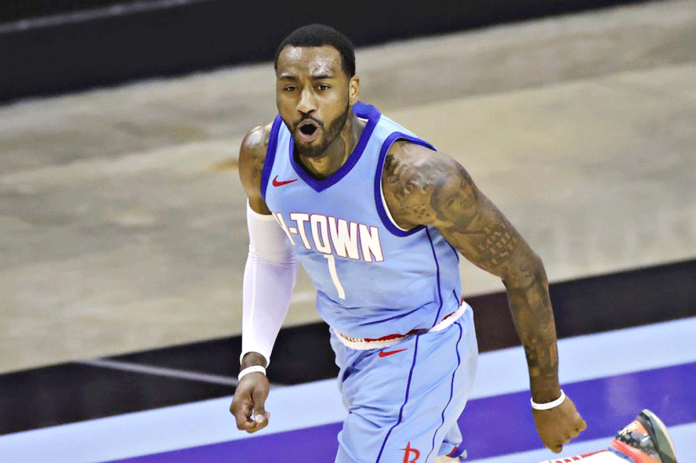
[{"xmin": 278, "ymin": 73, "xmax": 335, "ymax": 80}]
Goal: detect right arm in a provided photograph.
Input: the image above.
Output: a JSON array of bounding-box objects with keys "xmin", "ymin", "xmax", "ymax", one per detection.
[
  {"xmin": 231, "ymin": 124, "xmax": 298, "ymax": 433},
  {"xmin": 239, "ymin": 124, "xmax": 273, "ymax": 215}
]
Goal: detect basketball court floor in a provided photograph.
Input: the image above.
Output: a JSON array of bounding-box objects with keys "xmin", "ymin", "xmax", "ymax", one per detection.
[
  {"xmin": 2, "ymin": 318, "xmax": 695, "ymax": 462},
  {"xmin": 1, "ymin": 1, "xmax": 695, "ymax": 461}
]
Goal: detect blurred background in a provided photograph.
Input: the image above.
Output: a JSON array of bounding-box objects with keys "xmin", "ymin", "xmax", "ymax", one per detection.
[{"xmin": 0, "ymin": 0, "xmax": 695, "ymax": 461}]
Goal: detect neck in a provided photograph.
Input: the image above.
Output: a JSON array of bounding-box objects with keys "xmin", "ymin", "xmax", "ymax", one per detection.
[{"xmin": 298, "ymin": 112, "xmax": 364, "ymax": 179}]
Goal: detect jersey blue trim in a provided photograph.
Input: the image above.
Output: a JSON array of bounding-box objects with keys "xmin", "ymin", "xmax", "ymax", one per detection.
[
  {"xmin": 374, "ymin": 132, "xmax": 435, "ymax": 237},
  {"xmin": 375, "ymin": 335, "xmax": 420, "ymax": 463},
  {"xmin": 448, "ymin": 242, "xmax": 460, "ymax": 262},
  {"xmin": 260, "ymin": 115, "xmax": 283, "ymax": 202},
  {"xmin": 426, "ymin": 227, "xmax": 445, "ymax": 329},
  {"xmin": 425, "ymin": 319, "xmax": 464, "ymax": 462},
  {"xmin": 288, "ymin": 101, "xmax": 381, "ymax": 193}
]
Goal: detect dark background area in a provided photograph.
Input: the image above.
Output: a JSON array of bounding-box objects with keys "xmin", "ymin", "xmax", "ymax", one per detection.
[
  {"xmin": 0, "ymin": 0, "xmax": 654, "ymax": 103},
  {"xmin": 1, "ymin": 0, "xmax": 144, "ymax": 23}
]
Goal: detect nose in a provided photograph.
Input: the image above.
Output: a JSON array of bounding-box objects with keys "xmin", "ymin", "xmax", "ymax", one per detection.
[{"xmin": 297, "ymin": 87, "xmax": 317, "ymax": 116}]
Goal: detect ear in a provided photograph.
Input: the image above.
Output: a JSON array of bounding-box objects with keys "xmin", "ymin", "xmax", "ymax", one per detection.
[{"xmin": 348, "ymin": 75, "xmax": 360, "ymax": 105}]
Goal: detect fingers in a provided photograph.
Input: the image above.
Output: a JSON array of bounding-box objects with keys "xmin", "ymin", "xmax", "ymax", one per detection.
[
  {"xmin": 545, "ymin": 421, "xmax": 587, "ymax": 454},
  {"xmin": 252, "ymin": 387, "xmax": 268, "ymax": 416},
  {"xmin": 576, "ymin": 415, "xmax": 588, "ymax": 432},
  {"xmin": 535, "ymin": 396, "xmax": 588, "ymax": 455},
  {"xmin": 557, "ymin": 414, "xmax": 586, "ymax": 446},
  {"xmin": 245, "ymin": 387, "xmax": 270, "ymax": 432},
  {"xmin": 229, "ymin": 384, "xmax": 271, "ymax": 434},
  {"xmin": 242, "ymin": 411, "xmax": 270, "ymax": 433},
  {"xmin": 231, "ymin": 400, "xmax": 269, "ymax": 433},
  {"xmin": 230, "ymin": 398, "xmax": 253, "ymax": 431},
  {"xmin": 548, "ymin": 425, "xmax": 583, "ymax": 451}
]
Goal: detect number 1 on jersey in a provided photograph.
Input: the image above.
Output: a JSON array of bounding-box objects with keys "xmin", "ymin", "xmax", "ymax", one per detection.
[{"xmin": 323, "ymin": 255, "xmax": 346, "ymax": 300}]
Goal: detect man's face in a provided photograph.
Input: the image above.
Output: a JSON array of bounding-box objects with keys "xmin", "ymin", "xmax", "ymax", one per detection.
[{"xmin": 275, "ymin": 45, "xmax": 358, "ymax": 158}]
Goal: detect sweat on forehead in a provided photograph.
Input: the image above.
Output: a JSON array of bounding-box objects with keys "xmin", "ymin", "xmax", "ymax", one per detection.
[
  {"xmin": 273, "ymin": 24, "xmax": 356, "ymax": 76},
  {"xmin": 276, "ymin": 46, "xmax": 344, "ymax": 76}
]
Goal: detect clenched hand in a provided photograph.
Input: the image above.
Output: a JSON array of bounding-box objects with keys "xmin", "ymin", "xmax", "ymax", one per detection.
[
  {"xmin": 533, "ymin": 395, "xmax": 587, "ymax": 453},
  {"xmin": 230, "ymin": 372, "xmax": 270, "ymax": 433}
]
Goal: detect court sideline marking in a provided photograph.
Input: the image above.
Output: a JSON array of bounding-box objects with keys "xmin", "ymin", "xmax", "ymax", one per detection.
[{"xmin": 77, "ymin": 358, "xmax": 283, "ymax": 389}]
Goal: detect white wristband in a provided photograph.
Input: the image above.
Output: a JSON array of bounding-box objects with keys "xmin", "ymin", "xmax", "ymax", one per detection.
[
  {"xmin": 531, "ymin": 390, "xmax": 566, "ymax": 410},
  {"xmin": 238, "ymin": 365, "xmax": 266, "ymax": 381}
]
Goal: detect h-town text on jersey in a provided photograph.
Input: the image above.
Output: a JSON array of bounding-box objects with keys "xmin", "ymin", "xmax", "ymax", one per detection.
[{"xmin": 273, "ymin": 212, "xmax": 384, "ymax": 263}]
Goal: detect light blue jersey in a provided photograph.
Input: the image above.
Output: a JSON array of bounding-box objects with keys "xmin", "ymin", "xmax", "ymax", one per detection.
[
  {"xmin": 262, "ymin": 101, "xmax": 477, "ymax": 462},
  {"xmin": 261, "ymin": 101, "xmax": 462, "ymax": 339}
]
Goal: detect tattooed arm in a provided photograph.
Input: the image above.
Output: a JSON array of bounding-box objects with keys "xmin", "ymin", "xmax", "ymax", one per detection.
[
  {"xmin": 382, "ymin": 140, "xmax": 586, "ymax": 453},
  {"xmin": 382, "ymin": 141, "xmax": 558, "ymax": 398},
  {"xmin": 239, "ymin": 123, "xmax": 273, "ymax": 215}
]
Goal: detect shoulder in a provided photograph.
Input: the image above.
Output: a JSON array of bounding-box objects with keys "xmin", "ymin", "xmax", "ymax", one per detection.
[
  {"xmin": 239, "ymin": 123, "xmax": 273, "ymax": 175},
  {"xmin": 383, "ymin": 139, "xmax": 473, "ymax": 197},
  {"xmin": 382, "ymin": 140, "xmax": 477, "ymax": 228},
  {"xmin": 238, "ymin": 122, "xmax": 274, "ymax": 197}
]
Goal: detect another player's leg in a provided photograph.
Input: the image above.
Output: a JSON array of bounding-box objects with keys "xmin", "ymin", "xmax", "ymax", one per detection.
[
  {"xmin": 540, "ymin": 409, "xmax": 677, "ymax": 463},
  {"xmin": 608, "ymin": 409, "xmax": 677, "ymax": 463}
]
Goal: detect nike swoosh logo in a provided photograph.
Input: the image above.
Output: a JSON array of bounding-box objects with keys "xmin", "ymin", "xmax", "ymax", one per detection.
[
  {"xmin": 272, "ymin": 176, "xmax": 298, "ymax": 187},
  {"xmin": 379, "ymin": 348, "xmax": 407, "ymax": 358}
]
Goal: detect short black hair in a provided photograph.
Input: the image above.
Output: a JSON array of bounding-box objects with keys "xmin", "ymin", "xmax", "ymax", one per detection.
[{"xmin": 274, "ymin": 24, "xmax": 356, "ymax": 77}]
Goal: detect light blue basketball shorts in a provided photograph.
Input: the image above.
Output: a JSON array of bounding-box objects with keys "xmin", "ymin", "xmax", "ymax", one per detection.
[{"xmin": 330, "ymin": 305, "xmax": 478, "ymax": 463}]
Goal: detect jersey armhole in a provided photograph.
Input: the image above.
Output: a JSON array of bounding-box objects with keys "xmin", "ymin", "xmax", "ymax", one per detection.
[
  {"xmin": 260, "ymin": 115, "xmax": 283, "ymax": 202},
  {"xmin": 374, "ymin": 132, "xmax": 436, "ymax": 237}
]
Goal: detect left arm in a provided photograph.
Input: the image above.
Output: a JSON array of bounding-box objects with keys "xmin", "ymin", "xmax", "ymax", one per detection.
[{"xmin": 383, "ymin": 141, "xmax": 586, "ymax": 452}]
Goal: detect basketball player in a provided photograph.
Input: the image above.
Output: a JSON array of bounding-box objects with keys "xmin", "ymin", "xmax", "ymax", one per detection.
[{"xmin": 229, "ymin": 25, "xmax": 676, "ymax": 462}]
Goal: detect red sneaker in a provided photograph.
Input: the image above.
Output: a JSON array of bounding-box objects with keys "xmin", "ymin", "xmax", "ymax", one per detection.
[{"xmin": 608, "ymin": 410, "xmax": 677, "ymax": 463}]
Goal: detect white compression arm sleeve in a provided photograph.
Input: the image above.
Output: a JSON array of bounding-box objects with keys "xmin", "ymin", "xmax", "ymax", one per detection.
[{"xmin": 241, "ymin": 203, "xmax": 298, "ymax": 367}]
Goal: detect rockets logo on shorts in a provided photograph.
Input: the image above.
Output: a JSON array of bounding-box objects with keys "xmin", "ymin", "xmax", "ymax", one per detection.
[
  {"xmin": 401, "ymin": 442, "xmax": 420, "ymax": 462},
  {"xmin": 273, "ymin": 212, "xmax": 384, "ymax": 263}
]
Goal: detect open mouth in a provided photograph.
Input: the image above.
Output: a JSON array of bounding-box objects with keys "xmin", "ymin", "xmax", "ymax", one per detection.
[{"xmin": 297, "ymin": 120, "xmax": 320, "ymax": 142}]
